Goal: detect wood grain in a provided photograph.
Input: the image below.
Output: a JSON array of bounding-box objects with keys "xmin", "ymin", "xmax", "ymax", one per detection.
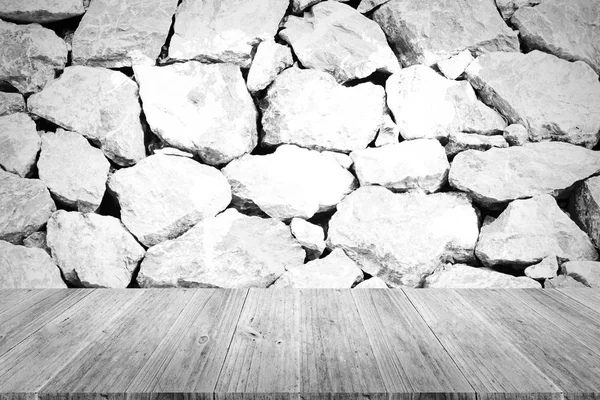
[
  {"xmin": 0, "ymin": 289, "xmax": 56, "ymax": 316},
  {"xmin": 557, "ymin": 288, "xmax": 600, "ymax": 314}
]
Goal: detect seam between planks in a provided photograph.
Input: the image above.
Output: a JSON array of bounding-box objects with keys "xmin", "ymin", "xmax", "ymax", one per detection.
[
  {"xmin": 0, "ymin": 290, "xmax": 52, "ymax": 319},
  {"xmin": 555, "ymin": 289, "xmax": 600, "ymax": 315}
]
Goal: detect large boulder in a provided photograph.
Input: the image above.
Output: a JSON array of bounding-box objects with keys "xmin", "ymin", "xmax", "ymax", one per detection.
[
  {"xmin": 261, "ymin": 66, "xmax": 385, "ymax": 153},
  {"xmin": 449, "ymin": 142, "xmax": 600, "ymax": 208},
  {"xmin": 475, "ymin": 195, "xmax": 598, "ymax": 269},
  {"xmin": 169, "ymin": 0, "xmax": 289, "ymax": 68},
  {"xmin": 28, "ymin": 66, "xmax": 146, "ymax": 166},
  {"xmin": 280, "ymin": 1, "xmax": 400, "ymax": 83},
  {"xmin": 139, "ymin": 209, "xmax": 305, "ymax": 288},
  {"xmin": 350, "ymin": 139, "xmax": 449, "ymax": 194},
  {"xmin": 0, "ymin": 20, "xmax": 67, "ymax": 94},
  {"xmin": 437, "ymin": 50, "xmax": 474, "ymax": 80},
  {"xmin": 561, "ymin": 261, "xmax": 600, "ymax": 288},
  {"xmin": 424, "ymin": 264, "xmax": 541, "ymax": 288},
  {"xmin": 327, "ymin": 186, "xmax": 480, "ymax": 287},
  {"xmin": 38, "ymin": 129, "xmax": 110, "ymax": 212},
  {"xmin": 0, "ymin": 113, "xmax": 41, "ymax": 178},
  {"xmin": 495, "ymin": 0, "xmax": 540, "ymax": 20},
  {"xmin": 0, "ymin": 92, "xmax": 25, "ymax": 116},
  {"xmin": 465, "ymin": 51, "xmax": 600, "ymax": 148},
  {"xmin": 222, "ymin": 145, "xmax": 357, "ymax": 220},
  {"xmin": 108, "ymin": 154, "xmax": 231, "ymax": 247},
  {"xmin": 0, "ymin": 0, "xmax": 85, "ymax": 23},
  {"xmin": 0, "ymin": 240, "xmax": 65, "ymax": 289},
  {"xmin": 512, "ymin": 0, "xmax": 600, "ymax": 74},
  {"xmin": 72, "ymin": 0, "xmax": 179, "ymax": 68},
  {"xmin": 0, "ymin": 171, "xmax": 56, "ymax": 244},
  {"xmin": 246, "ymin": 41, "xmax": 293, "ymax": 94},
  {"xmin": 272, "ymin": 248, "xmax": 364, "ymax": 288},
  {"xmin": 290, "ymin": 218, "xmax": 326, "ymax": 261},
  {"xmin": 47, "ymin": 211, "xmax": 145, "ymax": 288},
  {"xmin": 134, "ymin": 62, "xmax": 257, "ymax": 166},
  {"xmin": 372, "ymin": 0, "xmax": 519, "ymax": 67},
  {"xmin": 570, "ymin": 176, "xmax": 600, "ymax": 249},
  {"xmin": 386, "ymin": 66, "xmax": 506, "ymax": 141}
]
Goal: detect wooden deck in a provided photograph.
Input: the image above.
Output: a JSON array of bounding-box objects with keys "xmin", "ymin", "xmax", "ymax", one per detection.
[{"xmin": 0, "ymin": 289, "xmax": 599, "ymax": 400}]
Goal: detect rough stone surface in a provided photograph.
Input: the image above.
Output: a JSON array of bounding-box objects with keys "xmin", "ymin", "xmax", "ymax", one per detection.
[
  {"xmin": 28, "ymin": 66, "xmax": 146, "ymax": 166},
  {"xmin": 354, "ymin": 276, "xmax": 388, "ymax": 288},
  {"xmin": 375, "ymin": 113, "xmax": 400, "ymax": 147},
  {"xmin": 424, "ymin": 264, "xmax": 542, "ymax": 288},
  {"xmin": 0, "ymin": 0, "xmax": 85, "ymax": 23},
  {"xmin": 449, "ymin": 142, "xmax": 600, "ymax": 208},
  {"xmin": 327, "ymin": 186, "xmax": 480, "ymax": 287},
  {"xmin": 222, "ymin": 145, "xmax": 357, "ymax": 220},
  {"xmin": 0, "ymin": 240, "xmax": 65, "ymax": 289},
  {"xmin": 561, "ymin": 261, "xmax": 600, "ymax": 288},
  {"xmin": 387, "ymin": 66, "xmax": 506, "ymax": 140},
  {"xmin": 512, "ymin": 0, "xmax": 600, "ymax": 74},
  {"xmin": 496, "ymin": 0, "xmax": 540, "ymax": 20},
  {"xmin": 72, "ymin": 0, "xmax": 179, "ymax": 68},
  {"xmin": 280, "ymin": 1, "xmax": 400, "ymax": 83},
  {"xmin": 350, "ymin": 139, "xmax": 449, "ymax": 194},
  {"xmin": 465, "ymin": 51, "xmax": 600, "ymax": 148},
  {"xmin": 545, "ymin": 275, "xmax": 587, "ymax": 288},
  {"xmin": 292, "ymin": 0, "xmax": 349, "ymax": 13},
  {"xmin": 23, "ymin": 231, "xmax": 49, "ymax": 254},
  {"xmin": 38, "ymin": 129, "xmax": 110, "ymax": 212},
  {"xmin": 108, "ymin": 154, "xmax": 231, "ymax": 247},
  {"xmin": 0, "ymin": 92, "xmax": 25, "ymax": 116},
  {"xmin": 0, "ymin": 20, "xmax": 68, "ymax": 94},
  {"xmin": 169, "ymin": 0, "xmax": 289, "ymax": 68},
  {"xmin": 246, "ymin": 41, "xmax": 293, "ymax": 94},
  {"xmin": 503, "ymin": 124, "xmax": 529, "ymax": 146},
  {"xmin": 262, "ymin": 66, "xmax": 386, "ymax": 152},
  {"xmin": 272, "ymin": 248, "xmax": 363, "ymax": 288},
  {"xmin": 0, "ymin": 113, "xmax": 41, "ymax": 178},
  {"xmin": 290, "ymin": 218, "xmax": 326, "ymax": 261},
  {"xmin": 358, "ymin": 0, "xmax": 390, "ymax": 13},
  {"xmin": 139, "ymin": 209, "xmax": 305, "ymax": 288},
  {"xmin": 372, "ymin": 0, "xmax": 519, "ymax": 67},
  {"xmin": 0, "ymin": 170, "xmax": 56, "ymax": 244},
  {"xmin": 571, "ymin": 176, "xmax": 600, "ymax": 250},
  {"xmin": 524, "ymin": 256, "xmax": 559, "ymax": 280},
  {"xmin": 47, "ymin": 211, "xmax": 145, "ymax": 288},
  {"xmin": 134, "ymin": 62, "xmax": 257, "ymax": 166},
  {"xmin": 445, "ymin": 132, "xmax": 508, "ymax": 158},
  {"xmin": 476, "ymin": 195, "xmax": 599, "ymax": 269},
  {"xmin": 437, "ymin": 50, "xmax": 474, "ymax": 80}
]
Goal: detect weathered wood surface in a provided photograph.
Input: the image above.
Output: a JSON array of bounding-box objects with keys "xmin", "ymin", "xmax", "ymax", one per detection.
[{"xmin": 0, "ymin": 288, "xmax": 598, "ymax": 399}]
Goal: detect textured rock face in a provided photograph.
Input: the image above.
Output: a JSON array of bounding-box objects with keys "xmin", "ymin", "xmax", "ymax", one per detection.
[
  {"xmin": 280, "ymin": 1, "xmax": 400, "ymax": 83},
  {"xmin": 292, "ymin": 0, "xmax": 349, "ymax": 13},
  {"xmin": 108, "ymin": 154, "xmax": 231, "ymax": 247},
  {"xmin": 437, "ymin": 50, "xmax": 474, "ymax": 80},
  {"xmin": 512, "ymin": 0, "xmax": 600, "ymax": 74},
  {"xmin": 0, "ymin": 92, "xmax": 25, "ymax": 116},
  {"xmin": 476, "ymin": 195, "xmax": 598, "ymax": 269},
  {"xmin": 23, "ymin": 231, "xmax": 49, "ymax": 254},
  {"xmin": 134, "ymin": 62, "xmax": 257, "ymax": 166},
  {"xmin": 0, "ymin": 0, "xmax": 85, "ymax": 23},
  {"xmin": 354, "ymin": 276, "xmax": 388, "ymax": 288},
  {"xmin": 139, "ymin": 209, "xmax": 305, "ymax": 288},
  {"xmin": 0, "ymin": 113, "xmax": 41, "ymax": 178},
  {"xmin": 272, "ymin": 249, "xmax": 363, "ymax": 288},
  {"xmin": 290, "ymin": 218, "xmax": 326, "ymax": 261},
  {"xmin": 445, "ymin": 132, "xmax": 508, "ymax": 158},
  {"xmin": 375, "ymin": 113, "xmax": 400, "ymax": 147},
  {"xmin": 503, "ymin": 124, "xmax": 529, "ymax": 146},
  {"xmin": 38, "ymin": 129, "xmax": 110, "ymax": 212},
  {"xmin": 28, "ymin": 66, "xmax": 146, "ymax": 166},
  {"xmin": 424, "ymin": 264, "xmax": 542, "ymax": 288},
  {"xmin": 524, "ymin": 256, "xmax": 559, "ymax": 280},
  {"xmin": 357, "ymin": 0, "xmax": 390, "ymax": 13},
  {"xmin": 372, "ymin": 0, "xmax": 519, "ymax": 67},
  {"xmin": 350, "ymin": 139, "xmax": 449, "ymax": 194},
  {"xmin": 571, "ymin": 176, "xmax": 600, "ymax": 249},
  {"xmin": 72, "ymin": 0, "xmax": 179, "ymax": 68},
  {"xmin": 0, "ymin": 20, "xmax": 68, "ymax": 94},
  {"xmin": 262, "ymin": 67, "xmax": 385, "ymax": 152},
  {"xmin": 169, "ymin": 0, "xmax": 289, "ymax": 68},
  {"xmin": 0, "ymin": 240, "xmax": 65, "ymax": 289},
  {"xmin": 386, "ymin": 66, "xmax": 505, "ymax": 140},
  {"xmin": 449, "ymin": 142, "xmax": 600, "ymax": 208},
  {"xmin": 466, "ymin": 51, "xmax": 600, "ymax": 148},
  {"xmin": 47, "ymin": 211, "xmax": 145, "ymax": 288},
  {"xmin": 561, "ymin": 261, "xmax": 600, "ymax": 288},
  {"xmin": 246, "ymin": 41, "xmax": 293, "ymax": 94},
  {"xmin": 495, "ymin": 0, "xmax": 540, "ymax": 20},
  {"xmin": 0, "ymin": 171, "xmax": 56, "ymax": 244},
  {"xmin": 545, "ymin": 275, "xmax": 587, "ymax": 288},
  {"xmin": 327, "ymin": 186, "xmax": 480, "ymax": 287},
  {"xmin": 222, "ymin": 145, "xmax": 357, "ymax": 220}
]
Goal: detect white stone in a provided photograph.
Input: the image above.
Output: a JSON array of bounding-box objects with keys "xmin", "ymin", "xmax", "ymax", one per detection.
[
  {"xmin": 292, "ymin": 0, "xmax": 349, "ymax": 13},
  {"xmin": 424, "ymin": 264, "xmax": 541, "ymax": 288},
  {"xmin": 0, "ymin": 240, "xmax": 65, "ymax": 289},
  {"xmin": 290, "ymin": 218, "xmax": 326, "ymax": 261},
  {"xmin": 503, "ymin": 124, "xmax": 529, "ymax": 146},
  {"xmin": 246, "ymin": 41, "xmax": 293, "ymax": 94},
  {"xmin": 561, "ymin": 261, "xmax": 600, "ymax": 288},
  {"xmin": 437, "ymin": 50, "xmax": 475, "ymax": 80},
  {"xmin": 445, "ymin": 132, "xmax": 508, "ymax": 158},
  {"xmin": 524, "ymin": 256, "xmax": 559, "ymax": 280},
  {"xmin": 0, "ymin": 113, "xmax": 41, "ymax": 178},
  {"xmin": 571, "ymin": 176, "xmax": 600, "ymax": 250},
  {"xmin": 354, "ymin": 276, "xmax": 388, "ymax": 288},
  {"xmin": 374, "ymin": 113, "xmax": 400, "ymax": 147},
  {"xmin": 357, "ymin": 0, "xmax": 390, "ymax": 13},
  {"xmin": 545, "ymin": 275, "xmax": 587, "ymax": 288},
  {"xmin": 0, "ymin": 92, "xmax": 25, "ymax": 116},
  {"xmin": 321, "ymin": 151, "xmax": 353, "ymax": 170},
  {"xmin": 496, "ymin": 0, "xmax": 540, "ymax": 20},
  {"xmin": 23, "ymin": 231, "xmax": 49, "ymax": 254},
  {"xmin": 0, "ymin": 0, "xmax": 85, "ymax": 23}
]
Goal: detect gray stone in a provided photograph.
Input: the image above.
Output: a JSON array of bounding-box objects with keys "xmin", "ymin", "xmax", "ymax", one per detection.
[
  {"xmin": 0, "ymin": 0, "xmax": 85, "ymax": 23},
  {"xmin": 561, "ymin": 261, "xmax": 600, "ymax": 288},
  {"xmin": 476, "ymin": 195, "xmax": 598, "ymax": 269},
  {"xmin": 28, "ymin": 66, "xmax": 146, "ymax": 166},
  {"xmin": 354, "ymin": 276, "xmax": 389, "ymax": 288},
  {"xmin": 0, "ymin": 92, "xmax": 25, "ymax": 116},
  {"xmin": 524, "ymin": 256, "xmax": 559, "ymax": 280},
  {"xmin": 571, "ymin": 176, "xmax": 600, "ymax": 250},
  {"xmin": 246, "ymin": 40, "xmax": 293, "ymax": 94},
  {"xmin": 327, "ymin": 186, "xmax": 480, "ymax": 287},
  {"xmin": 108, "ymin": 154, "xmax": 231, "ymax": 247},
  {"xmin": 23, "ymin": 231, "xmax": 49, "ymax": 254},
  {"xmin": 292, "ymin": 0, "xmax": 349, "ymax": 13},
  {"xmin": 449, "ymin": 142, "xmax": 600, "ymax": 208},
  {"xmin": 466, "ymin": 51, "xmax": 600, "ymax": 148},
  {"xmin": 357, "ymin": 0, "xmax": 390, "ymax": 13},
  {"xmin": 437, "ymin": 50, "xmax": 474, "ymax": 80},
  {"xmin": 424, "ymin": 264, "xmax": 542, "ymax": 288},
  {"xmin": 139, "ymin": 209, "xmax": 305, "ymax": 288},
  {"xmin": 47, "ymin": 211, "xmax": 145, "ymax": 288},
  {"xmin": 134, "ymin": 62, "xmax": 257, "ymax": 166},
  {"xmin": 374, "ymin": 113, "xmax": 400, "ymax": 147},
  {"xmin": 290, "ymin": 218, "xmax": 326, "ymax": 261},
  {"xmin": 495, "ymin": 0, "xmax": 540, "ymax": 20},
  {"xmin": 503, "ymin": 124, "xmax": 529, "ymax": 146},
  {"xmin": 0, "ymin": 113, "xmax": 41, "ymax": 178},
  {"xmin": 0, "ymin": 240, "xmax": 65, "ymax": 289},
  {"xmin": 0, "ymin": 20, "xmax": 68, "ymax": 94},
  {"xmin": 545, "ymin": 275, "xmax": 587, "ymax": 288},
  {"xmin": 445, "ymin": 132, "xmax": 508, "ymax": 158}
]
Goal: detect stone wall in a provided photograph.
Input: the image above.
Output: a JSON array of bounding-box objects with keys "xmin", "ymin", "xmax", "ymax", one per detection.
[{"xmin": 1, "ymin": 0, "xmax": 600, "ymax": 289}]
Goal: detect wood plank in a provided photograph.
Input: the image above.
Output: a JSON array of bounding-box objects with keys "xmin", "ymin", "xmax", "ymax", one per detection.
[
  {"xmin": 0, "ymin": 289, "xmax": 144, "ymax": 393},
  {"xmin": 557, "ymin": 289, "xmax": 600, "ymax": 314},
  {"xmin": 352, "ymin": 289, "xmax": 475, "ymax": 398},
  {"xmin": 0, "ymin": 289, "xmax": 57, "ymax": 316},
  {"xmin": 457, "ymin": 289, "xmax": 600, "ymax": 395},
  {"xmin": 403, "ymin": 289, "xmax": 562, "ymax": 400}
]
